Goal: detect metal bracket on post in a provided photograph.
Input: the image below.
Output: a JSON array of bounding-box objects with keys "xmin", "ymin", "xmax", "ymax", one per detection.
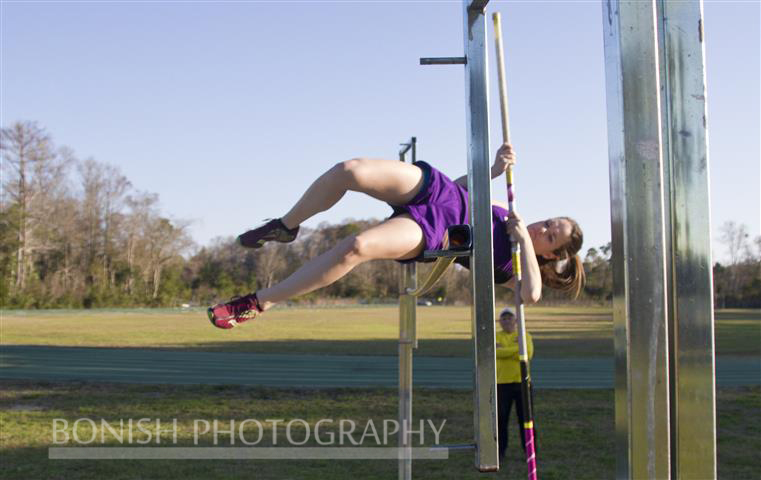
[
  {"xmin": 468, "ymin": 0, "xmax": 489, "ymax": 11},
  {"xmin": 420, "ymin": 57, "xmax": 467, "ymax": 65}
]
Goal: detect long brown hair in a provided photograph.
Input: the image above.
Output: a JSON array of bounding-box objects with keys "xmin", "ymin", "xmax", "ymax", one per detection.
[{"xmin": 537, "ymin": 217, "xmax": 586, "ymax": 299}]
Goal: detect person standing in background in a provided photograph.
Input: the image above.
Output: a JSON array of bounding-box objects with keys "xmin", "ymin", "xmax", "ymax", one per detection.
[{"xmin": 495, "ymin": 306, "xmax": 535, "ymax": 463}]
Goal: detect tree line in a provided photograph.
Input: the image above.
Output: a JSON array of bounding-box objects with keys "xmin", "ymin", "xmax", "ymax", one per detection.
[
  {"xmin": 2, "ymin": 122, "xmax": 759, "ymax": 309},
  {"xmin": 1, "ymin": 122, "xmax": 192, "ymax": 307}
]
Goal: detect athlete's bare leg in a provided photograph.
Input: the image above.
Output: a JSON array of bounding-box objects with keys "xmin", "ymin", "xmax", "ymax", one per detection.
[
  {"xmin": 257, "ymin": 214, "xmax": 424, "ymax": 310},
  {"xmin": 280, "ymin": 158, "xmax": 424, "ymax": 229}
]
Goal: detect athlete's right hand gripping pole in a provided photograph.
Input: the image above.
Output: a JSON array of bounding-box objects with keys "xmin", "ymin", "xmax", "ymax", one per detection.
[{"xmin": 493, "ymin": 12, "xmax": 538, "ymax": 480}]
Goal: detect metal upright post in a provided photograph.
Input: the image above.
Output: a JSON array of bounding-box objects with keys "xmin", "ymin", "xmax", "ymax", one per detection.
[
  {"xmin": 603, "ymin": 1, "xmax": 671, "ymax": 477},
  {"xmin": 603, "ymin": 1, "xmax": 716, "ymax": 478},
  {"xmin": 463, "ymin": 0, "xmax": 499, "ymax": 472},
  {"xmin": 398, "ymin": 138, "xmax": 418, "ymax": 480},
  {"xmin": 418, "ymin": 1, "xmax": 497, "ymax": 471},
  {"xmin": 657, "ymin": 2, "xmax": 717, "ymax": 478}
]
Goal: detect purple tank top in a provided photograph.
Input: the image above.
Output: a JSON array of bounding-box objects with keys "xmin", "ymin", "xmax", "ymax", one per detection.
[{"xmin": 452, "ymin": 204, "xmax": 513, "ymax": 284}]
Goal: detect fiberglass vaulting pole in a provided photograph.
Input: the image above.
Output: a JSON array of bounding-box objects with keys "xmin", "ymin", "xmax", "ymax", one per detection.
[{"xmin": 493, "ymin": 12, "xmax": 537, "ymax": 480}]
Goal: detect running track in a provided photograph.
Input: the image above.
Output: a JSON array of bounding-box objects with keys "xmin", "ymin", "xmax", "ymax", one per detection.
[{"xmin": 0, "ymin": 345, "xmax": 758, "ymax": 389}]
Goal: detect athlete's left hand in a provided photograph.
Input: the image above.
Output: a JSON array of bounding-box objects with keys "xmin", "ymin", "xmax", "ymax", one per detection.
[
  {"xmin": 491, "ymin": 143, "xmax": 516, "ymax": 178},
  {"xmin": 505, "ymin": 211, "xmax": 530, "ymax": 243}
]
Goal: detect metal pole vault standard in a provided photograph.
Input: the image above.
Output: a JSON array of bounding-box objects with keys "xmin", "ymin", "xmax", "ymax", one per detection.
[
  {"xmin": 493, "ymin": 12, "xmax": 537, "ymax": 480},
  {"xmin": 418, "ymin": 0, "xmax": 499, "ymax": 472},
  {"xmin": 398, "ymin": 137, "xmax": 417, "ymax": 480},
  {"xmin": 603, "ymin": 1, "xmax": 716, "ymax": 478},
  {"xmin": 463, "ymin": 0, "xmax": 500, "ymax": 472}
]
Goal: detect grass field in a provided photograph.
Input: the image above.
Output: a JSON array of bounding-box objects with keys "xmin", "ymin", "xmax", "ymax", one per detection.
[
  {"xmin": 1, "ymin": 307, "xmax": 759, "ymax": 479},
  {"xmin": 2, "ymin": 307, "xmax": 759, "ymax": 357},
  {"xmin": 1, "ymin": 381, "xmax": 759, "ymax": 480}
]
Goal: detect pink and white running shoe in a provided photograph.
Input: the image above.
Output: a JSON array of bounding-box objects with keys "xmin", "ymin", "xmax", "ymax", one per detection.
[{"xmin": 207, "ymin": 292, "xmax": 262, "ymax": 329}]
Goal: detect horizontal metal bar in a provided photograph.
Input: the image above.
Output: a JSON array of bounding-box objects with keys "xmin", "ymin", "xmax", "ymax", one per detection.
[
  {"xmin": 423, "ymin": 250, "xmax": 471, "ymax": 259},
  {"xmin": 429, "ymin": 443, "xmax": 476, "ymax": 452},
  {"xmin": 49, "ymin": 447, "xmax": 449, "ymax": 460},
  {"xmin": 420, "ymin": 57, "xmax": 467, "ymax": 65}
]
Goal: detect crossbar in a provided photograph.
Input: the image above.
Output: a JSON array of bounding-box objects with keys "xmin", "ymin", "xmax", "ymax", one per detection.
[{"xmin": 420, "ymin": 57, "xmax": 467, "ymax": 65}]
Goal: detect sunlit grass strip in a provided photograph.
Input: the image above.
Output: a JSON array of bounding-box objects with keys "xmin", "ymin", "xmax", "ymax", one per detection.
[{"xmin": 1, "ymin": 307, "xmax": 757, "ymax": 357}]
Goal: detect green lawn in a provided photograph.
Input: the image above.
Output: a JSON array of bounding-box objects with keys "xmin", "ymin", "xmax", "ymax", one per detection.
[
  {"xmin": 1, "ymin": 307, "xmax": 759, "ymax": 478},
  {"xmin": 2, "ymin": 307, "xmax": 759, "ymax": 357},
  {"xmin": 1, "ymin": 381, "xmax": 758, "ymax": 480}
]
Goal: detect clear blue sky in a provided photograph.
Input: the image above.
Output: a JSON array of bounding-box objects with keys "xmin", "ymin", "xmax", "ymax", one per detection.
[{"xmin": 2, "ymin": 1, "xmax": 759, "ymax": 262}]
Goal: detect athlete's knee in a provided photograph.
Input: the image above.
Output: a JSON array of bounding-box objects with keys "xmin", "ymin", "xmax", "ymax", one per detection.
[
  {"xmin": 336, "ymin": 158, "xmax": 369, "ymax": 186},
  {"xmin": 339, "ymin": 233, "xmax": 372, "ymax": 262}
]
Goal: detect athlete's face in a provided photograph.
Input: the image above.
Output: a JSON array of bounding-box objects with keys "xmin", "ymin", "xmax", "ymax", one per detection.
[{"xmin": 527, "ymin": 217, "xmax": 573, "ymax": 259}]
